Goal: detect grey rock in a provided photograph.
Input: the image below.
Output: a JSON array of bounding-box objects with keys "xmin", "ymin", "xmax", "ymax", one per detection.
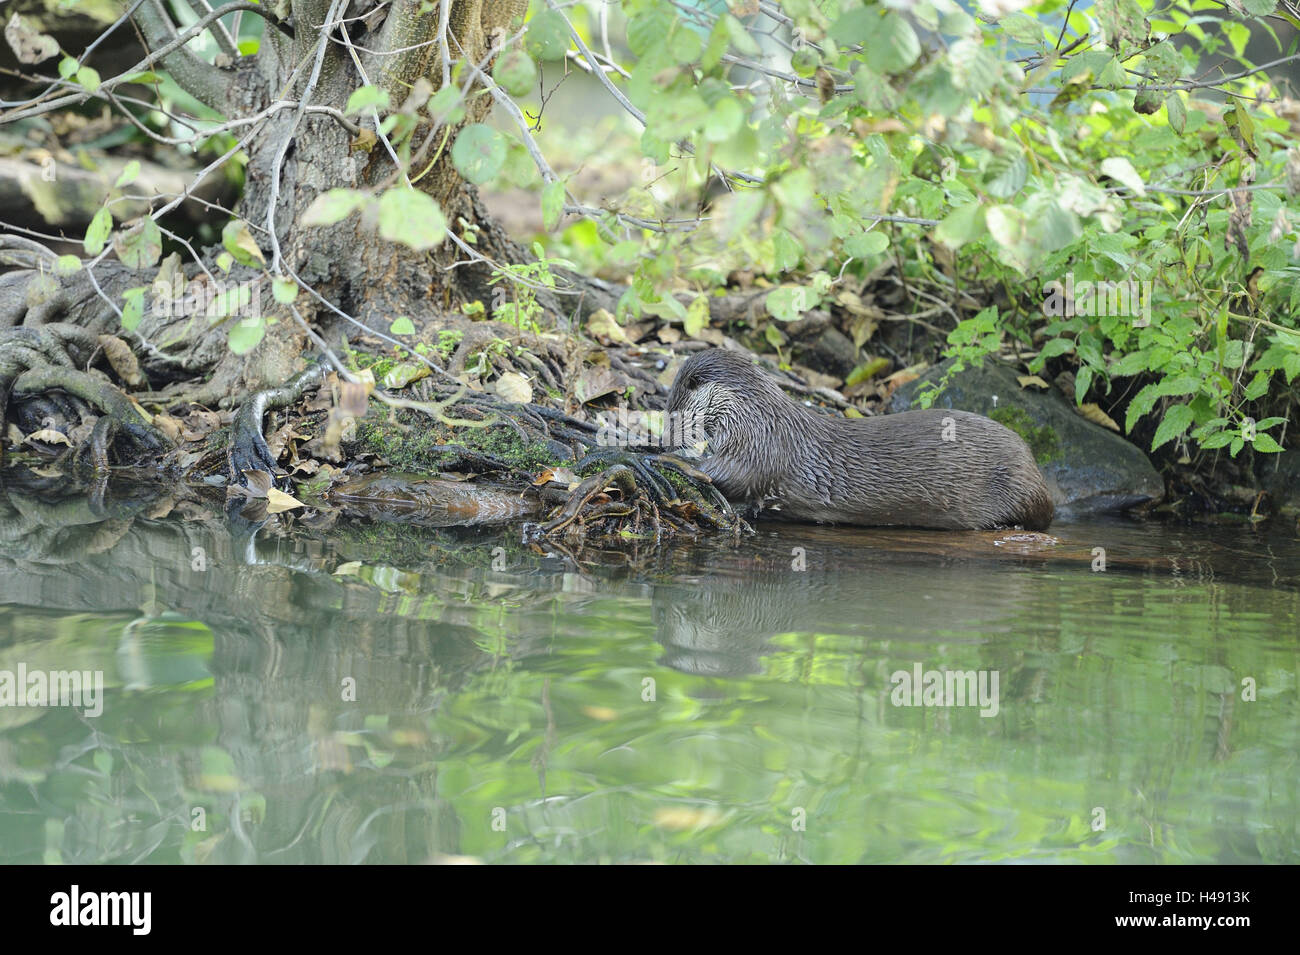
[{"xmin": 889, "ymin": 358, "xmax": 1164, "ymax": 517}]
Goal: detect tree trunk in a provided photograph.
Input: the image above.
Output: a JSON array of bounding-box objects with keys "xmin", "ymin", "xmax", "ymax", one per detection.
[{"xmin": 238, "ymin": 0, "xmax": 532, "ymax": 342}]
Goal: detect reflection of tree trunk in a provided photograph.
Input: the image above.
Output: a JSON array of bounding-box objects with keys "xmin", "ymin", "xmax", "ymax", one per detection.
[{"xmin": 0, "ymin": 478, "xmax": 547, "ymax": 862}]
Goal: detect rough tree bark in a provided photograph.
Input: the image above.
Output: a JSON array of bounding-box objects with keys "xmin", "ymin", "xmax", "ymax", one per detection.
[{"xmin": 1, "ymin": 0, "xmax": 548, "ymax": 413}]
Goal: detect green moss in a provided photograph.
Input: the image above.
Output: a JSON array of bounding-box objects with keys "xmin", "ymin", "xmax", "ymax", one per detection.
[
  {"xmin": 990, "ymin": 406, "xmax": 1062, "ymax": 465},
  {"xmin": 352, "ymin": 409, "xmax": 562, "ymax": 473}
]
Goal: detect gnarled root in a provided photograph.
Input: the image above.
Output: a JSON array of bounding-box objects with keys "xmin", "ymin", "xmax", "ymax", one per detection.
[
  {"xmin": 226, "ymin": 364, "xmax": 327, "ymax": 485},
  {"xmin": 532, "ymin": 451, "xmax": 748, "ymax": 542}
]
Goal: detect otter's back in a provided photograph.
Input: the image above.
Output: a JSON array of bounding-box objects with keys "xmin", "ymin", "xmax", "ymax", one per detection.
[{"xmin": 772, "ymin": 408, "xmax": 1054, "ymax": 530}]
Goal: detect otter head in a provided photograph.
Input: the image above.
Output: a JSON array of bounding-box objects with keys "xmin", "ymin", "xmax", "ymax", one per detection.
[{"xmin": 666, "ymin": 350, "xmax": 787, "ymax": 450}]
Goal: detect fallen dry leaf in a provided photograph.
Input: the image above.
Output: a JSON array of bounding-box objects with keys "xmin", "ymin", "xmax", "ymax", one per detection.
[
  {"xmin": 1077, "ymin": 403, "xmax": 1120, "ymax": 431},
  {"xmin": 1017, "ymin": 375, "xmax": 1050, "ymax": 390},
  {"xmin": 265, "ymin": 487, "xmax": 305, "ymax": 513},
  {"xmin": 586, "ymin": 308, "xmax": 631, "ymax": 345},
  {"xmin": 99, "ymin": 335, "xmax": 145, "ymax": 386},
  {"xmin": 26, "ymin": 428, "xmax": 70, "ymax": 446},
  {"xmin": 151, "ymin": 414, "xmax": 184, "ymax": 442},
  {"xmin": 494, "ymin": 371, "xmax": 532, "ymax": 404},
  {"xmin": 5, "ymin": 14, "xmax": 58, "ymax": 64},
  {"xmin": 242, "ymin": 470, "xmax": 273, "ymax": 496}
]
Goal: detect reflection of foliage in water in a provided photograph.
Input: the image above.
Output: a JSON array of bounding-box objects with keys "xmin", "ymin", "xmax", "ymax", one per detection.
[{"xmin": 0, "ymin": 477, "xmax": 1297, "ymax": 863}]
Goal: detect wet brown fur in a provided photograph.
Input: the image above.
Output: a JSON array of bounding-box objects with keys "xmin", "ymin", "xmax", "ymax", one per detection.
[{"xmin": 667, "ymin": 350, "xmax": 1055, "ymax": 531}]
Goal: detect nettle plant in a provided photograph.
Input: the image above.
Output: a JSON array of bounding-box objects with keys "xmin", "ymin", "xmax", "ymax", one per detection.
[{"xmin": 574, "ymin": 0, "xmax": 1299, "ymax": 459}]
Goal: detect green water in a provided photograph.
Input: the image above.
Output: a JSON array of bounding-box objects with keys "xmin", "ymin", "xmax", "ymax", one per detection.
[{"xmin": 1, "ymin": 478, "xmax": 1296, "ymax": 864}]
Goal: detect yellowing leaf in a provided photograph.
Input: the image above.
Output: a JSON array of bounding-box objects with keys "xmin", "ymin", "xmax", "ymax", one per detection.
[
  {"xmin": 586, "ymin": 308, "xmax": 630, "ymax": 345},
  {"xmin": 381, "ymin": 363, "xmax": 430, "ymax": 390},
  {"xmin": 265, "ymin": 487, "xmax": 305, "ymax": 513},
  {"xmin": 1077, "ymin": 403, "xmax": 1120, "ymax": 431},
  {"xmin": 221, "ymin": 220, "xmax": 265, "ymax": 267}
]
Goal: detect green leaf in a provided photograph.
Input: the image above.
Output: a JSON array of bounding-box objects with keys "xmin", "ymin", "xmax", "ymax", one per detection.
[
  {"xmin": 113, "ymin": 219, "xmax": 162, "ymax": 270},
  {"xmin": 345, "ymin": 85, "xmax": 390, "ymax": 116},
  {"xmin": 999, "ymin": 13, "xmax": 1045, "ymax": 46},
  {"xmin": 389, "ymin": 316, "xmax": 416, "ymax": 335},
  {"xmin": 58, "ymin": 57, "xmax": 78, "ymax": 80},
  {"xmin": 272, "ymin": 278, "xmax": 299, "ymax": 304},
  {"xmin": 668, "ymin": 24, "xmax": 702, "ymax": 65},
  {"xmin": 85, "ymin": 206, "xmax": 113, "ymax": 256},
  {"xmin": 984, "ymin": 155, "xmax": 1027, "ymax": 199},
  {"xmin": 1151, "ymin": 403, "xmax": 1194, "ymax": 450},
  {"xmin": 773, "ymin": 230, "xmax": 802, "ymax": 271},
  {"xmin": 1101, "ymin": 157, "xmax": 1146, "ymax": 196},
  {"xmin": 54, "ymin": 255, "xmax": 82, "ymax": 276},
  {"xmin": 527, "ymin": 10, "xmax": 570, "ymax": 60},
  {"xmin": 845, "ymin": 231, "xmax": 889, "ymax": 258},
  {"xmin": 228, "ymin": 315, "xmax": 265, "ymax": 355},
  {"xmin": 704, "ymin": 96, "xmax": 744, "ymax": 143},
  {"xmin": 684, "ymin": 294, "xmax": 709, "ymax": 337},
  {"xmin": 934, "ymin": 202, "xmax": 987, "ymax": 248},
  {"xmin": 830, "ymin": 8, "xmax": 873, "ymax": 45},
  {"xmin": 542, "ymin": 180, "xmax": 565, "ymax": 232},
  {"xmin": 627, "ymin": 10, "xmax": 672, "ymax": 57},
  {"xmin": 76, "ymin": 66, "xmax": 101, "ymax": 93},
  {"xmin": 1037, "ymin": 338, "xmax": 1076, "ymax": 361},
  {"xmin": 1284, "ymin": 352, "xmax": 1300, "ymax": 383},
  {"xmin": 493, "ymin": 50, "xmax": 536, "ymax": 97},
  {"xmin": 114, "ymin": 160, "xmax": 141, "ymax": 189},
  {"xmin": 1166, "ymin": 94, "xmax": 1186, "ymax": 135},
  {"xmin": 426, "ymin": 85, "xmax": 465, "ymax": 124},
  {"xmin": 1251, "ymin": 432, "xmax": 1283, "ymax": 452},
  {"xmin": 1125, "ymin": 382, "xmax": 1161, "ymax": 433},
  {"xmin": 452, "ymin": 124, "xmax": 507, "ymax": 185},
  {"xmin": 302, "ymin": 189, "xmax": 370, "ymax": 227},
  {"xmin": 865, "ymin": 13, "xmax": 921, "ymax": 74},
  {"xmin": 121, "ymin": 287, "xmax": 146, "ymax": 332},
  {"xmin": 221, "ymin": 220, "xmax": 265, "ymax": 268},
  {"xmin": 1243, "ymin": 370, "xmax": 1269, "ymax": 401},
  {"xmin": 766, "ymin": 286, "xmax": 817, "ymax": 322},
  {"xmin": 377, "ymin": 188, "xmax": 447, "ymax": 250},
  {"xmin": 1075, "ymin": 365, "xmax": 1094, "ymax": 405}
]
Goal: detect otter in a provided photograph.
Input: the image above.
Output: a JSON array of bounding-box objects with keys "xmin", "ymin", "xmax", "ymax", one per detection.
[{"xmin": 666, "ymin": 349, "xmax": 1054, "ymax": 530}]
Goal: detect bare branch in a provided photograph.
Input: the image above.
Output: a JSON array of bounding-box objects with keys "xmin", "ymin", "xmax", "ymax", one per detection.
[{"xmin": 133, "ymin": 0, "xmax": 232, "ymax": 112}]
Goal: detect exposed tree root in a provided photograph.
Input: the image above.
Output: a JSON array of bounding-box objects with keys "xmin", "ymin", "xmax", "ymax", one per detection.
[{"xmin": 227, "ymin": 363, "xmax": 327, "ymax": 484}]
